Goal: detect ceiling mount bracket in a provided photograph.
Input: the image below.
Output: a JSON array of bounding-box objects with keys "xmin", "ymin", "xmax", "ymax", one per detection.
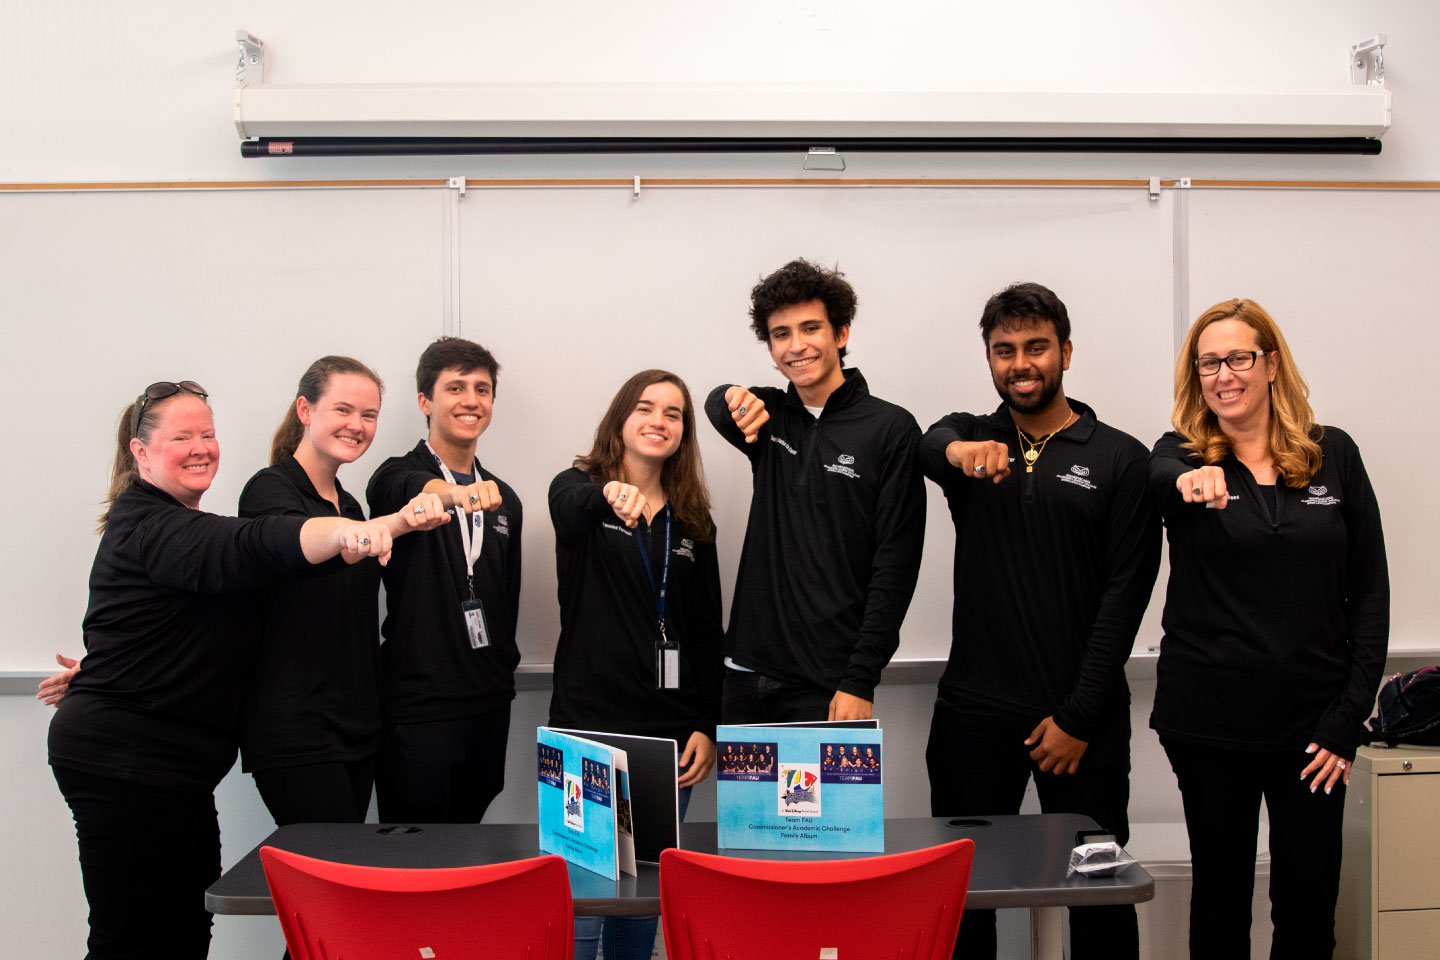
[
  {"xmin": 235, "ymin": 30, "xmax": 266, "ymax": 86},
  {"xmin": 1350, "ymin": 35, "xmax": 1387, "ymax": 86}
]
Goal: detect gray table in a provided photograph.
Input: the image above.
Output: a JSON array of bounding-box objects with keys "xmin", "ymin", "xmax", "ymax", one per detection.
[{"xmin": 207, "ymin": 815, "xmax": 1151, "ymax": 960}]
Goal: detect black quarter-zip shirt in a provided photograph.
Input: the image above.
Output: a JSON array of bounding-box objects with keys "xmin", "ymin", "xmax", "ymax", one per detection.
[
  {"xmin": 705, "ymin": 368, "xmax": 925, "ymax": 701},
  {"xmin": 1149, "ymin": 427, "xmax": 1389, "ymax": 757},
  {"xmin": 919, "ymin": 400, "xmax": 1161, "ymax": 740},
  {"xmin": 366, "ymin": 440, "xmax": 522, "ymax": 725}
]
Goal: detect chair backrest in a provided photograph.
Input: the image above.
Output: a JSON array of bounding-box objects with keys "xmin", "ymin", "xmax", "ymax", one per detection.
[
  {"xmin": 660, "ymin": 839, "xmax": 974, "ymax": 960},
  {"xmin": 260, "ymin": 846, "xmax": 573, "ymax": 960}
]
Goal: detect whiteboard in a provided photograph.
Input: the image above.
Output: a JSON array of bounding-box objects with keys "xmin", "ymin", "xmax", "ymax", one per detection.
[
  {"xmin": 1188, "ymin": 187, "xmax": 1440, "ymax": 654},
  {"xmin": 0, "ymin": 186, "xmax": 447, "ymax": 670},
  {"xmin": 459, "ymin": 185, "xmax": 1176, "ymax": 664},
  {"xmin": 14, "ymin": 181, "xmax": 1422, "ymax": 671}
]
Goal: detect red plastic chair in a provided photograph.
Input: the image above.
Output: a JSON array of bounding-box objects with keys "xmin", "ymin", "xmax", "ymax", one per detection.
[
  {"xmin": 259, "ymin": 846, "xmax": 573, "ymax": 960},
  {"xmin": 660, "ymin": 839, "xmax": 974, "ymax": 960}
]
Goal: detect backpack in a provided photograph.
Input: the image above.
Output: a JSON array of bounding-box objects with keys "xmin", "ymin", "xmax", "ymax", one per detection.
[{"xmin": 1365, "ymin": 667, "xmax": 1440, "ymax": 747}]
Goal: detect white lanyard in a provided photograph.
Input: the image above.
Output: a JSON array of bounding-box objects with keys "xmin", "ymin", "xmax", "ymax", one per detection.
[{"xmin": 425, "ymin": 441, "xmax": 484, "ymax": 580}]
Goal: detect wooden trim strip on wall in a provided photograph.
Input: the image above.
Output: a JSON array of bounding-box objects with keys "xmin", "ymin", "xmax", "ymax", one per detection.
[{"xmin": 5, "ymin": 177, "xmax": 1440, "ymax": 193}]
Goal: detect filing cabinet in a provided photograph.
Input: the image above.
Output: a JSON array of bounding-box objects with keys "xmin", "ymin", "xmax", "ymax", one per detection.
[{"xmin": 1336, "ymin": 744, "xmax": 1440, "ymax": 959}]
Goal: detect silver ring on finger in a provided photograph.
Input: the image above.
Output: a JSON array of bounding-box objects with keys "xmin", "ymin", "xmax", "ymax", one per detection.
[
  {"xmin": 737, "ymin": 406, "xmax": 747, "ymax": 416},
  {"xmin": 357, "ymin": 536, "xmax": 370, "ymax": 546},
  {"xmin": 468, "ymin": 494, "xmax": 479, "ymax": 506},
  {"xmin": 974, "ymin": 465, "xmax": 986, "ymax": 476},
  {"xmin": 414, "ymin": 505, "xmax": 425, "ymax": 515},
  {"xmin": 1336, "ymin": 759, "xmax": 1347, "ymax": 770},
  {"xmin": 617, "ymin": 493, "xmax": 628, "ymax": 502}
]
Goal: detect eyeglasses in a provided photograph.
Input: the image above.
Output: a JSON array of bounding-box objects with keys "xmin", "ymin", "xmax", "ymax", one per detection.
[
  {"xmin": 1195, "ymin": 351, "xmax": 1266, "ymax": 377},
  {"xmin": 131, "ymin": 381, "xmax": 208, "ymax": 435}
]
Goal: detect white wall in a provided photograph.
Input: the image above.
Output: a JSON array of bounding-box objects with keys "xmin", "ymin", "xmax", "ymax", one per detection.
[{"xmin": 4, "ymin": 2, "xmax": 1437, "ymax": 958}]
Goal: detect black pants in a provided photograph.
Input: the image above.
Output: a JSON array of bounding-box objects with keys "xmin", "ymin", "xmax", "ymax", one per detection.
[
  {"xmin": 926, "ymin": 699, "xmax": 1137, "ymax": 960},
  {"xmin": 253, "ymin": 757, "xmax": 376, "ymax": 826},
  {"xmin": 721, "ymin": 668, "xmax": 833, "ymax": 724},
  {"xmin": 375, "ymin": 705, "xmax": 511, "ymax": 823},
  {"xmin": 1162, "ymin": 738, "xmax": 1346, "ymax": 960},
  {"xmin": 52, "ymin": 765, "xmax": 220, "ymax": 960}
]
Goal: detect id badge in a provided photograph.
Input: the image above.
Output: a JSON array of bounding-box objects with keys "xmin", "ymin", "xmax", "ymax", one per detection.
[
  {"xmin": 656, "ymin": 640, "xmax": 681, "ymax": 690},
  {"xmin": 461, "ymin": 597, "xmax": 491, "ymax": 650}
]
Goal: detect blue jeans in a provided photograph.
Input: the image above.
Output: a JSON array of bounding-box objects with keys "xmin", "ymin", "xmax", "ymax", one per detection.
[{"xmin": 573, "ymin": 769, "xmax": 693, "ymax": 959}]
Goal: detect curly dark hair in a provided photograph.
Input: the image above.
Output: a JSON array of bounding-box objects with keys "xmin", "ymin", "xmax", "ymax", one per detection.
[{"xmin": 748, "ymin": 259, "xmax": 857, "ymax": 362}]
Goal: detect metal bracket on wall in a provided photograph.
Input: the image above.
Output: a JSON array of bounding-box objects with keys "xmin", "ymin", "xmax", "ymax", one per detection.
[
  {"xmin": 235, "ymin": 30, "xmax": 266, "ymax": 86},
  {"xmin": 447, "ymin": 176, "xmax": 467, "ymax": 196},
  {"xmin": 1350, "ymin": 35, "xmax": 1387, "ymax": 86},
  {"xmin": 804, "ymin": 147, "xmax": 846, "ymax": 171}
]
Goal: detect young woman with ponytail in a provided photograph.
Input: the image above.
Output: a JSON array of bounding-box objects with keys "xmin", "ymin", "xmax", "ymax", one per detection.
[
  {"xmin": 237, "ymin": 356, "xmax": 409, "ymax": 827},
  {"xmin": 47, "ymin": 380, "xmax": 446, "ymax": 959}
]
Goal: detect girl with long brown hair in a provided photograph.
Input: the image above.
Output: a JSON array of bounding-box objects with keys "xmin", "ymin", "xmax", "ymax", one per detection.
[{"xmin": 547, "ymin": 369, "xmax": 724, "ymax": 960}]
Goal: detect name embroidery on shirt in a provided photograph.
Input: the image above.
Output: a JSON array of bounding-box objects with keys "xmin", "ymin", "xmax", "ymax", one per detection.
[
  {"xmin": 1057, "ymin": 464, "xmax": 1098, "ymax": 491},
  {"xmin": 824, "ymin": 453, "xmax": 861, "ymax": 479},
  {"xmin": 602, "ymin": 522, "xmax": 634, "ymax": 536},
  {"xmin": 770, "ymin": 435, "xmax": 798, "ymax": 456}
]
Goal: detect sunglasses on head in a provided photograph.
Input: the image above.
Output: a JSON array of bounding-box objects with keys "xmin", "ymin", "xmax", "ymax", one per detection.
[{"xmin": 131, "ymin": 381, "xmax": 208, "ymax": 435}]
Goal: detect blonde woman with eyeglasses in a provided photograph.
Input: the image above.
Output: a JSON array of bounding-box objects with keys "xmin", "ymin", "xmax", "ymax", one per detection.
[{"xmin": 1149, "ymin": 300, "xmax": 1390, "ymax": 958}]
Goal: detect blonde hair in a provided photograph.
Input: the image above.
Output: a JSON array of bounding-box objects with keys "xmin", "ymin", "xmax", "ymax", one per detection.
[{"xmin": 1172, "ymin": 298, "xmax": 1322, "ymax": 487}]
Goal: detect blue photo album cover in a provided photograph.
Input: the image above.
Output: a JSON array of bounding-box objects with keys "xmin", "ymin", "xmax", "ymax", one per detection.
[
  {"xmin": 715, "ymin": 723, "xmax": 884, "ymax": 852},
  {"xmin": 536, "ymin": 727, "xmax": 636, "ymax": 880}
]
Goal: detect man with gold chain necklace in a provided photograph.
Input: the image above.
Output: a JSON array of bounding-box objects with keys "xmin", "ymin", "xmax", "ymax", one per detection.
[{"xmin": 918, "ymin": 282, "xmax": 1160, "ymax": 960}]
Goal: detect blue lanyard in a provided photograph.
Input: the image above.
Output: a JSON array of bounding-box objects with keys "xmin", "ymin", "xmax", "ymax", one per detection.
[{"xmin": 634, "ymin": 505, "xmax": 671, "ymax": 636}]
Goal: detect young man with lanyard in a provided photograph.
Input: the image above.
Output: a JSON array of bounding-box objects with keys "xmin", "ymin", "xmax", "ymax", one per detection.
[
  {"xmin": 919, "ymin": 283, "xmax": 1160, "ymax": 960},
  {"xmin": 706, "ymin": 259, "xmax": 926, "ymax": 723},
  {"xmin": 367, "ymin": 337, "xmax": 523, "ymax": 823}
]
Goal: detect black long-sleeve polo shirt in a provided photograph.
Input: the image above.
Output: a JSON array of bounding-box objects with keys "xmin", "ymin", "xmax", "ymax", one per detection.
[
  {"xmin": 238, "ymin": 455, "xmax": 383, "ymax": 773},
  {"xmin": 704, "ymin": 368, "xmax": 925, "ymax": 701},
  {"xmin": 1148, "ymin": 427, "xmax": 1389, "ymax": 758},
  {"xmin": 367, "ymin": 441, "xmax": 522, "ymax": 725},
  {"xmin": 919, "ymin": 401, "xmax": 1160, "ymax": 740},
  {"xmin": 546, "ymin": 468, "xmax": 724, "ymax": 744},
  {"xmin": 48, "ymin": 480, "xmax": 308, "ymax": 792}
]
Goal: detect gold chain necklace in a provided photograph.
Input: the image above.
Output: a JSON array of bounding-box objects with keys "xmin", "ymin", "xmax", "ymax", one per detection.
[{"xmin": 1016, "ymin": 410, "xmax": 1076, "ymax": 473}]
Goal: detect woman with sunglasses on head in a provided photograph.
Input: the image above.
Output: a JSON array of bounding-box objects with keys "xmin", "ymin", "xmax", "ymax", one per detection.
[
  {"xmin": 237, "ymin": 357, "xmax": 412, "ymax": 832},
  {"xmin": 548, "ymin": 370, "xmax": 724, "ymax": 960},
  {"xmin": 47, "ymin": 380, "xmax": 447, "ymax": 959},
  {"xmin": 1150, "ymin": 300, "xmax": 1389, "ymax": 959}
]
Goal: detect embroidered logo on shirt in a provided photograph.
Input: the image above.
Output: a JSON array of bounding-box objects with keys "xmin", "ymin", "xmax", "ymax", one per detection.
[
  {"xmin": 491, "ymin": 514, "xmax": 510, "ymax": 536},
  {"xmin": 1309, "ymin": 485, "xmax": 1327, "ymax": 496},
  {"xmin": 673, "ymin": 538, "xmax": 695, "ymax": 561},
  {"xmin": 770, "ymin": 435, "xmax": 798, "ymax": 456},
  {"xmin": 838, "ymin": 454, "xmax": 855, "ymax": 465},
  {"xmin": 1301, "ymin": 485, "xmax": 1341, "ymax": 506},
  {"xmin": 823, "ymin": 456, "xmax": 861, "ymax": 479},
  {"xmin": 1057, "ymin": 464, "xmax": 1097, "ymax": 491}
]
